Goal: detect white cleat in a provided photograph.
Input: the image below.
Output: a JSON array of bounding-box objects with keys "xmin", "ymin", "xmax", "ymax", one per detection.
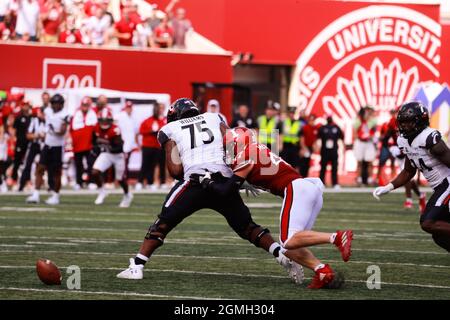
[
  {"xmin": 95, "ymin": 189, "xmax": 108, "ymax": 205},
  {"xmin": 116, "ymin": 258, "xmax": 144, "ymax": 280},
  {"xmin": 26, "ymin": 191, "xmax": 40, "ymax": 204},
  {"xmin": 73, "ymin": 184, "xmax": 81, "ymax": 191},
  {"xmin": 45, "ymin": 193, "xmax": 60, "ymax": 205},
  {"xmin": 276, "ymin": 251, "xmax": 304, "ymax": 285},
  {"xmin": 0, "ymin": 182, "xmax": 7, "ymax": 193},
  {"xmin": 134, "ymin": 183, "xmax": 143, "ymax": 191},
  {"xmin": 119, "ymin": 193, "xmax": 133, "ymax": 208},
  {"xmin": 88, "ymin": 183, "xmax": 98, "ymax": 191}
]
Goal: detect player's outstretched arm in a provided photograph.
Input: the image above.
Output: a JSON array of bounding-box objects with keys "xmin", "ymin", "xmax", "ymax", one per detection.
[
  {"xmin": 430, "ymin": 140, "xmax": 450, "ymax": 168},
  {"xmin": 373, "ymin": 156, "xmax": 416, "ymax": 200}
]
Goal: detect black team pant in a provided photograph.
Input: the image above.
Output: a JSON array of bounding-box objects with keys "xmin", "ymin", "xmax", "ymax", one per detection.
[
  {"xmin": 139, "ymin": 147, "xmax": 165, "ymax": 185},
  {"xmin": 320, "ymin": 152, "xmax": 338, "ymax": 186},
  {"xmin": 74, "ymin": 150, "xmax": 94, "ymax": 186},
  {"xmin": 19, "ymin": 143, "xmax": 41, "ymax": 191},
  {"xmin": 11, "ymin": 142, "xmax": 28, "ymax": 181}
]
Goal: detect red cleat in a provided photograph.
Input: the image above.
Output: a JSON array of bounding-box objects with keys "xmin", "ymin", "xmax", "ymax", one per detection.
[
  {"xmin": 334, "ymin": 230, "xmax": 353, "ymax": 262},
  {"xmin": 419, "ymin": 193, "xmax": 426, "ymax": 214},
  {"xmin": 308, "ymin": 264, "xmax": 335, "ymax": 289},
  {"xmin": 403, "ymin": 199, "xmax": 413, "ymax": 209}
]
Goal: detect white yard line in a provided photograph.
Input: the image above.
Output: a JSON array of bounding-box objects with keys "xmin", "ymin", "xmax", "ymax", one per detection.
[
  {"xmin": 0, "ymin": 286, "xmax": 225, "ymax": 300},
  {"xmin": 0, "ymin": 266, "xmax": 449, "ymax": 290},
  {"xmin": 0, "ymin": 215, "xmax": 418, "ymax": 226},
  {"xmin": 26, "ymin": 241, "xmax": 79, "ymax": 246},
  {"xmin": 0, "ymin": 235, "xmax": 443, "ymax": 255},
  {"xmin": 0, "ymin": 249, "xmax": 449, "ymax": 269}
]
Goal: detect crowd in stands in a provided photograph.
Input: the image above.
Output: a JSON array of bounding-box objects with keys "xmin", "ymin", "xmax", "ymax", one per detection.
[
  {"xmin": 1, "ymin": 89, "xmax": 449, "ymax": 199},
  {"xmin": 0, "ymin": 0, "xmax": 192, "ymax": 48}
]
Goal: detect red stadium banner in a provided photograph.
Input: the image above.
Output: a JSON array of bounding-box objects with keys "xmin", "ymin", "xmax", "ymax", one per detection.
[{"xmin": 0, "ymin": 42, "xmax": 233, "ymax": 117}]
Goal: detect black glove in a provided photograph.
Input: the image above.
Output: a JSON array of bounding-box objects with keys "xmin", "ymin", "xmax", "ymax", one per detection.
[{"xmin": 189, "ymin": 172, "xmax": 213, "ymax": 189}]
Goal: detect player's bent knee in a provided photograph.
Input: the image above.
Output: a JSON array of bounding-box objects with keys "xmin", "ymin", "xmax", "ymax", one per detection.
[
  {"xmin": 144, "ymin": 218, "xmax": 172, "ymax": 245},
  {"xmin": 238, "ymin": 222, "xmax": 271, "ymax": 247},
  {"xmin": 420, "ymin": 220, "xmax": 435, "ymax": 234}
]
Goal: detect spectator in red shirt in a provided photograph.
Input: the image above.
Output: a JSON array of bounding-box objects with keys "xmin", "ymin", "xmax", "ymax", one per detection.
[
  {"xmin": 59, "ymin": 15, "xmax": 82, "ymax": 44},
  {"xmin": 70, "ymin": 97, "xmax": 98, "ymax": 189},
  {"xmin": 377, "ymin": 108, "xmax": 398, "ymax": 185},
  {"xmin": 40, "ymin": 0, "xmax": 65, "ymax": 43},
  {"xmin": 136, "ymin": 103, "xmax": 166, "ymax": 190},
  {"xmin": 299, "ymin": 114, "xmax": 319, "ymax": 177},
  {"xmin": 153, "ymin": 16, "xmax": 174, "ymax": 48},
  {"xmin": 0, "ymin": 13, "xmax": 14, "ymax": 40},
  {"xmin": 114, "ymin": 7, "xmax": 136, "ymax": 46}
]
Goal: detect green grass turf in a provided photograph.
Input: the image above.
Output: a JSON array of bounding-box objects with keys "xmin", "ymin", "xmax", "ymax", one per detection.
[{"xmin": 0, "ymin": 192, "xmax": 449, "ymax": 300}]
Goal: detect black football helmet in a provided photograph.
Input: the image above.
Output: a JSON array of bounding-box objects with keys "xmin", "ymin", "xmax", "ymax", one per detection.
[
  {"xmin": 167, "ymin": 98, "xmax": 199, "ymax": 123},
  {"xmin": 50, "ymin": 93, "xmax": 65, "ymax": 112},
  {"xmin": 396, "ymin": 101, "xmax": 429, "ymax": 139}
]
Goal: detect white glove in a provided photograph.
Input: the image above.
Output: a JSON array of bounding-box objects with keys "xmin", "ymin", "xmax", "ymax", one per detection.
[
  {"xmin": 199, "ymin": 171, "xmax": 212, "ymax": 184},
  {"xmin": 373, "ymin": 183, "xmax": 394, "ymax": 200}
]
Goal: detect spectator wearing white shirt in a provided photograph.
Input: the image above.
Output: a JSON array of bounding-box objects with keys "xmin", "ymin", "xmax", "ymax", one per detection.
[
  {"xmin": 15, "ymin": 0, "xmax": 40, "ymax": 41},
  {"xmin": 0, "ymin": 0, "xmax": 12, "ymax": 22},
  {"xmin": 85, "ymin": 6, "xmax": 112, "ymax": 45},
  {"xmin": 206, "ymin": 99, "xmax": 228, "ymax": 125},
  {"xmin": 116, "ymin": 101, "xmax": 138, "ymax": 177}
]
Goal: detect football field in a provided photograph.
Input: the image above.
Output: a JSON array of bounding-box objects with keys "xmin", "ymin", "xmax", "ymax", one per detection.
[{"xmin": 0, "ymin": 191, "xmax": 449, "ymax": 300}]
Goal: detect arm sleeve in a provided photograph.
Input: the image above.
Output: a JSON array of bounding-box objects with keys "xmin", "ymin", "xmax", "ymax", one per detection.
[
  {"xmin": 425, "ymin": 130, "xmax": 442, "ymax": 150},
  {"xmin": 157, "ymin": 129, "xmax": 170, "ymax": 146}
]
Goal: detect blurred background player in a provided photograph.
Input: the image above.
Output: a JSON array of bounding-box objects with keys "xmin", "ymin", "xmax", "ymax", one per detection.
[
  {"xmin": 136, "ymin": 102, "xmax": 166, "ymax": 191},
  {"xmin": 116, "ymin": 101, "xmax": 138, "ymax": 180},
  {"xmin": 194, "ymin": 127, "xmax": 353, "ymax": 289},
  {"xmin": 318, "ymin": 115, "xmax": 344, "ymax": 189},
  {"xmin": 92, "ymin": 109, "xmax": 133, "ymax": 208},
  {"xmin": 70, "ymin": 97, "xmax": 97, "ymax": 190},
  {"xmin": 377, "ymin": 108, "xmax": 398, "ymax": 186},
  {"xmin": 18, "ymin": 105, "xmax": 46, "ymax": 192},
  {"xmin": 0, "ymin": 121, "xmax": 8, "ymax": 192},
  {"xmin": 299, "ymin": 114, "xmax": 318, "ymax": 178},
  {"xmin": 26, "ymin": 93, "xmax": 68, "ymax": 205},
  {"xmin": 353, "ymin": 106, "xmax": 377, "ymax": 186},
  {"xmin": 374, "ymin": 102, "xmax": 450, "ymax": 252},
  {"xmin": 11, "ymin": 100, "xmax": 31, "ymax": 185}
]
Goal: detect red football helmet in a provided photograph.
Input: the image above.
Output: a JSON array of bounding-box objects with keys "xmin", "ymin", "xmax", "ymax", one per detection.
[
  {"xmin": 223, "ymin": 127, "xmax": 257, "ymax": 164},
  {"xmin": 98, "ymin": 108, "xmax": 113, "ymax": 130}
]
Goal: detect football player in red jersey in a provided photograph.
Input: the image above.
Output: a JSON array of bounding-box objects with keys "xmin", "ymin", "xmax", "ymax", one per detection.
[
  {"xmin": 91, "ymin": 109, "xmax": 133, "ymax": 207},
  {"xmin": 190, "ymin": 127, "xmax": 353, "ymax": 289}
]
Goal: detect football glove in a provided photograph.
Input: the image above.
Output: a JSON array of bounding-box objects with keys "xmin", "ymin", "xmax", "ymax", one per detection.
[
  {"xmin": 373, "ymin": 183, "xmax": 394, "ymax": 200},
  {"xmin": 189, "ymin": 171, "xmax": 213, "ymax": 189},
  {"xmin": 241, "ymin": 181, "xmax": 260, "ymax": 197}
]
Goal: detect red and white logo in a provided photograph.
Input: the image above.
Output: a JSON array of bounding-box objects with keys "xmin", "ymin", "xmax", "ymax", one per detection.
[
  {"xmin": 289, "ymin": 5, "xmax": 441, "ymax": 127},
  {"xmin": 42, "ymin": 58, "xmax": 102, "ymax": 89}
]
